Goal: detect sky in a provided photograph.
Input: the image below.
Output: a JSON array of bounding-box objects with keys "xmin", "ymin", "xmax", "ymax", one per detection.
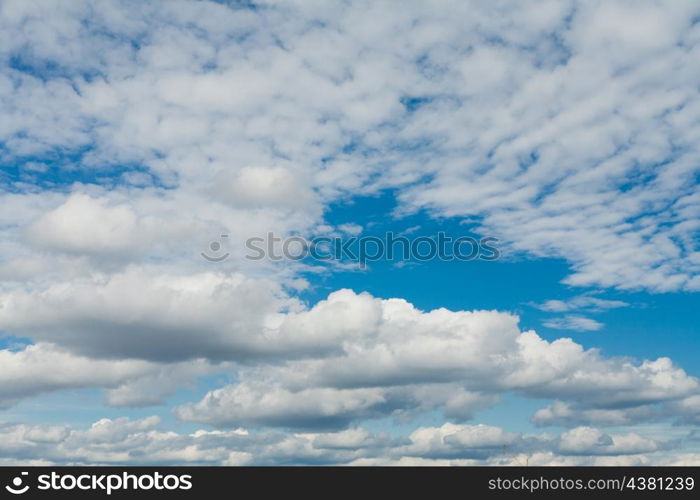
[{"xmin": 0, "ymin": 0, "xmax": 698, "ymax": 465}]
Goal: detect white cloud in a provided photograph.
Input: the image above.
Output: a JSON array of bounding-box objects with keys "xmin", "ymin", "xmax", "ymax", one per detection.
[
  {"xmin": 397, "ymin": 423, "xmax": 520, "ymax": 460},
  {"xmin": 176, "ymin": 383, "xmax": 389, "ymax": 430},
  {"xmin": 543, "ymin": 315, "xmax": 604, "ymax": 331},
  {"xmin": 0, "ymin": 268, "xmax": 301, "ymax": 362},
  {"xmin": 176, "ymin": 290, "xmax": 700, "ymax": 429},
  {"xmin": 0, "ymin": 415, "xmax": 680, "ymax": 465},
  {"xmin": 4, "ymin": 284, "xmax": 693, "ymax": 431},
  {"xmin": 0, "ymin": 343, "xmax": 213, "ymax": 408},
  {"xmin": 533, "ymin": 401, "xmax": 657, "ymax": 427},
  {"xmin": 558, "ymin": 427, "xmax": 658, "ymax": 456},
  {"xmin": 27, "ymin": 193, "xmax": 139, "ymax": 257},
  {"xmin": 533, "ymin": 394, "xmax": 700, "ymax": 427},
  {"xmin": 535, "ymin": 295, "xmax": 629, "ymax": 313}
]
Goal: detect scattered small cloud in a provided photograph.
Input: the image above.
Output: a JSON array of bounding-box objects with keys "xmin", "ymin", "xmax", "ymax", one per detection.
[
  {"xmin": 543, "ymin": 315, "xmax": 604, "ymax": 332},
  {"xmin": 534, "ymin": 294, "xmax": 630, "ymax": 313}
]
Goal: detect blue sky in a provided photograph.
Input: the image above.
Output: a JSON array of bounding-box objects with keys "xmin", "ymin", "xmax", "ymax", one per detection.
[{"xmin": 0, "ymin": 0, "xmax": 698, "ymax": 465}]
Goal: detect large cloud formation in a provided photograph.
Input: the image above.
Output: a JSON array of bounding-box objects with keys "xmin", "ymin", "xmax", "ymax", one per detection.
[
  {"xmin": 0, "ymin": 0, "xmax": 698, "ymax": 464},
  {"xmin": 174, "ymin": 290, "xmax": 700, "ymax": 429},
  {"xmin": 1, "ymin": 0, "xmax": 697, "ymax": 290},
  {"xmin": 2, "ymin": 287, "xmax": 699, "ymax": 436}
]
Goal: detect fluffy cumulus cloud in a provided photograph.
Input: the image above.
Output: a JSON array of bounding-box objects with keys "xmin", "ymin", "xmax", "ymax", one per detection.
[
  {"xmin": 0, "ymin": 269, "xmax": 302, "ymax": 362},
  {"xmin": 0, "ymin": 0, "xmax": 698, "ymax": 464},
  {"xmin": 0, "ymin": 343, "xmax": 217, "ymax": 408},
  {"xmin": 7, "ymin": 284, "xmax": 698, "ymax": 430},
  {"xmin": 174, "ymin": 290, "xmax": 700, "ymax": 430}
]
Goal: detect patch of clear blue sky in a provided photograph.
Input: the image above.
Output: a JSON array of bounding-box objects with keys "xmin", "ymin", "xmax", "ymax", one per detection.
[
  {"xmin": 0, "ymin": 334, "xmax": 33, "ymax": 351},
  {"xmin": 0, "ymin": 150, "xmax": 164, "ymax": 193}
]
